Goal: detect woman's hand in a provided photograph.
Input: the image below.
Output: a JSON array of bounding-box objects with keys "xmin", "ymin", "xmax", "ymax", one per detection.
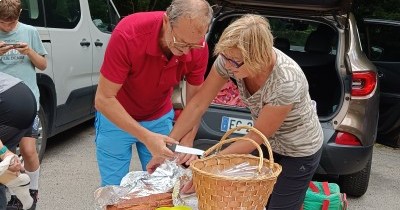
[
  {"xmin": 181, "ymin": 179, "xmax": 195, "ymax": 194},
  {"xmin": 175, "ymin": 130, "xmax": 198, "ymax": 167},
  {"xmin": 176, "ymin": 153, "xmax": 198, "ymax": 167}
]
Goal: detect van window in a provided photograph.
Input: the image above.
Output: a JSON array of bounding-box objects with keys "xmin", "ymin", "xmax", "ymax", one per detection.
[
  {"xmin": 113, "ymin": 0, "xmax": 172, "ymax": 17},
  {"xmin": 19, "ymin": 0, "xmax": 45, "ymax": 27},
  {"xmin": 44, "ymin": 0, "xmax": 81, "ymax": 29},
  {"xmin": 89, "ymin": 0, "xmax": 120, "ymax": 33}
]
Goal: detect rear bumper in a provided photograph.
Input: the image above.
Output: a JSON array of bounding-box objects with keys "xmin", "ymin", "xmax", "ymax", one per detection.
[
  {"xmin": 195, "ymin": 106, "xmax": 374, "ymax": 176},
  {"xmin": 316, "ymin": 127, "xmax": 374, "ymax": 175}
]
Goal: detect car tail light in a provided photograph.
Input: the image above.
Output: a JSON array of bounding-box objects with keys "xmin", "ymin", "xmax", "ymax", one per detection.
[
  {"xmin": 351, "ymin": 71, "xmax": 377, "ymax": 96},
  {"xmin": 335, "ymin": 132, "xmax": 362, "ymax": 146}
]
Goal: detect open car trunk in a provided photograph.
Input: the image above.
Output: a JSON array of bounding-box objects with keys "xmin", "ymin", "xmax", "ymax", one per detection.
[{"xmin": 208, "ymin": 15, "xmax": 343, "ymax": 118}]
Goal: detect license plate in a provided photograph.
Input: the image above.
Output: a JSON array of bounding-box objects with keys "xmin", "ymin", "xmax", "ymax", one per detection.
[{"xmin": 221, "ymin": 116, "xmax": 254, "ymax": 134}]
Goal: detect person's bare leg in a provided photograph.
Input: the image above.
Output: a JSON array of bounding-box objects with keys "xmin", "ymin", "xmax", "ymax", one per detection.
[
  {"xmin": 20, "ymin": 137, "xmax": 40, "ymax": 205},
  {"xmin": 19, "ymin": 137, "xmax": 40, "ymax": 174}
]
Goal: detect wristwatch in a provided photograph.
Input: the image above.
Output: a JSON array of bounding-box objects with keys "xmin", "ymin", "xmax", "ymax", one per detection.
[{"xmin": 0, "ymin": 145, "xmax": 8, "ymax": 157}]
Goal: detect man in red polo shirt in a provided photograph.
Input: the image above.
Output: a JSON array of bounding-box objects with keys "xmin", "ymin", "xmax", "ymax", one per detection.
[{"xmin": 94, "ymin": 0, "xmax": 213, "ymax": 186}]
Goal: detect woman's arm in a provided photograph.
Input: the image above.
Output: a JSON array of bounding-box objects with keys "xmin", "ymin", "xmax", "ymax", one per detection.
[
  {"xmin": 220, "ymin": 103, "xmax": 293, "ymax": 155},
  {"xmin": 169, "ymin": 67, "xmax": 228, "ymax": 142}
]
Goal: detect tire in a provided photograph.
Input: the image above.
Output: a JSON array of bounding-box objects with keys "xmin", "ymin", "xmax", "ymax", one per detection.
[
  {"xmin": 36, "ymin": 106, "xmax": 48, "ymax": 162},
  {"xmin": 339, "ymin": 155, "xmax": 372, "ymax": 197},
  {"xmin": 15, "ymin": 106, "xmax": 48, "ymax": 163}
]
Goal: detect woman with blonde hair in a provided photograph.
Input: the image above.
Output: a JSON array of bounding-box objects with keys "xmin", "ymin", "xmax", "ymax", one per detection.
[{"xmin": 147, "ymin": 14, "xmax": 323, "ymax": 209}]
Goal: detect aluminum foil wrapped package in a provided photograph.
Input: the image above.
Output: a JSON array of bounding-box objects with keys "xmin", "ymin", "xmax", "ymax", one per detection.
[{"xmin": 94, "ymin": 159, "xmax": 186, "ymax": 210}]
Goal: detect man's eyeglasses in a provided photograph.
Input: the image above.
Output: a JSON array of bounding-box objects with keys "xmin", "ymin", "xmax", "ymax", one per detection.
[
  {"xmin": 220, "ymin": 53, "xmax": 244, "ymax": 68},
  {"xmin": 170, "ymin": 26, "xmax": 205, "ymax": 49}
]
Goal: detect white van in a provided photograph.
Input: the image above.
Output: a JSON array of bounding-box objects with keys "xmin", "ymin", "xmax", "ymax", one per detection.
[{"xmin": 19, "ymin": 0, "xmax": 121, "ymax": 160}]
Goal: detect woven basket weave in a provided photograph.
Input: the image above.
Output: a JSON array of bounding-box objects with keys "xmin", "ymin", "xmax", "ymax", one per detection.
[{"xmin": 190, "ymin": 125, "xmax": 282, "ymax": 210}]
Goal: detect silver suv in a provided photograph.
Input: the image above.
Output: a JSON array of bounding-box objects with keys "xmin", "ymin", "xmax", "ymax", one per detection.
[{"xmin": 192, "ymin": 0, "xmax": 379, "ymax": 197}]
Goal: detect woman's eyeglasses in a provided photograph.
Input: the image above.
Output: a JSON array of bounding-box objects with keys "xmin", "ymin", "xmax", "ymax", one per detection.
[{"xmin": 220, "ymin": 53, "xmax": 244, "ymax": 68}]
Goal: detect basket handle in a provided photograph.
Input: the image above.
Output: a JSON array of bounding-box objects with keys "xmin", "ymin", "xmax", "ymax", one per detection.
[
  {"xmin": 203, "ymin": 137, "xmax": 266, "ymax": 172},
  {"xmin": 220, "ymin": 125, "xmax": 274, "ymax": 168}
]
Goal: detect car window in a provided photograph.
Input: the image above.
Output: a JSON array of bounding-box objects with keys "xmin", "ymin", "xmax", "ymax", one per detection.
[
  {"xmin": 364, "ymin": 22, "xmax": 400, "ymax": 62},
  {"xmin": 19, "ymin": 0, "xmax": 45, "ymax": 27},
  {"xmin": 89, "ymin": 0, "xmax": 120, "ymax": 33},
  {"xmin": 44, "ymin": 0, "xmax": 81, "ymax": 29},
  {"xmin": 270, "ymin": 19, "xmax": 337, "ymax": 55},
  {"xmin": 271, "ymin": 19, "xmax": 316, "ymax": 52}
]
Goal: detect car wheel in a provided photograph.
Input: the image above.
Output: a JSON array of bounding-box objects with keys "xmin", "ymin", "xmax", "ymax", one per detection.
[
  {"xmin": 36, "ymin": 106, "xmax": 48, "ymax": 162},
  {"xmin": 15, "ymin": 106, "xmax": 48, "ymax": 163},
  {"xmin": 339, "ymin": 155, "xmax": 372, "ymax": 197}
]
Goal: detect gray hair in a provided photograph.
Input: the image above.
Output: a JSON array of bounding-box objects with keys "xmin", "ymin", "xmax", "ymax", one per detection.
[{"xmin": 166, "ymin": 0, "xmax": 213, "ymax": 27}]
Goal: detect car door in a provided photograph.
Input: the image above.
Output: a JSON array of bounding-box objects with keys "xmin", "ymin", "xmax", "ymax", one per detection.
[
  {"xmin": 44, "ymin": 0, "xmax": 94, "ymax": 126},
  {"xmin": 87, "ymin": 0, "xmax": 120, "ymax": 113},
  {"xmin": 363, "ymin": 19, "xmax": 400, "ymax": 147}
]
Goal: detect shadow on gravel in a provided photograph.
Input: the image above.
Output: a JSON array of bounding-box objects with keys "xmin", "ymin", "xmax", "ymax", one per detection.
[{"xmin": 46, "ymin": 119, "xmax": 95, "ymax": 150}]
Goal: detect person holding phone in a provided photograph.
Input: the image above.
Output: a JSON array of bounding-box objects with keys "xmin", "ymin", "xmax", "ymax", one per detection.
[{"xmin": 0, "ymin": 0, "xmax": 47, "ymax": 209}]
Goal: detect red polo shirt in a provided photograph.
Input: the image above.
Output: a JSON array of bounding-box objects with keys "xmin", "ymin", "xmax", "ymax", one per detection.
[{"xmin": 100, "ymin": 11, "xmax": 209, "ymax": 121}]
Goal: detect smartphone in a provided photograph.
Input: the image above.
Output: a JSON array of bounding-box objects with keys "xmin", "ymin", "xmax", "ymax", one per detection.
[{"xmin": 2, "ymin": 43, "xmax": 21, "ymax": 48}]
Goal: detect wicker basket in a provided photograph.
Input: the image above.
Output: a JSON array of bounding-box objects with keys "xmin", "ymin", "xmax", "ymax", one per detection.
[{"xmin": 190, "ymin": 125, "xmax": 282, "ymax": 210}]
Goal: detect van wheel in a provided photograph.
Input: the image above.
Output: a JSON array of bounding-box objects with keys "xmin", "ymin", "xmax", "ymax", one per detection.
[
  {"xmin": 15, "ymin": 106, "xmax": 48, "ymax": 163},
  {"xmin": 339, "ymin": 155, "xmax": 372, "ymax": 197},
  {"xmin": 36, "ymin": 106, "xmax": 48, "ymax": 162}
]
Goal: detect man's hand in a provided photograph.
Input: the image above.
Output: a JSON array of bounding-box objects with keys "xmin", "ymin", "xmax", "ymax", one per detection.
[
  {"xmin": 143, "ymin": 132, "xmax": 179, "ymax": 159},
  {"xmin": 146, "ymin": 156, "xmax": 165, "ymax": 174}
]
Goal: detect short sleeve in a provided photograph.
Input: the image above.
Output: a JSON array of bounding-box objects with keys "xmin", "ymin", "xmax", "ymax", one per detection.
[
  {"xmin": 100, "ymin": 29, "xmax": 131, "ymax": 84},
  {"xmin": 265, "ymin": 80, "xmax": 302, "ymax": 106},
  {"xmin": 213, "ymin": 55, "xmax": 230, "ymax": 79},
  {"xmin": 31, "ymin": 28, "xmax": 47, "ymax": 56},
  {"xmin": 185, "ymin": 44, "xmax": 209, "ymax": 86}
]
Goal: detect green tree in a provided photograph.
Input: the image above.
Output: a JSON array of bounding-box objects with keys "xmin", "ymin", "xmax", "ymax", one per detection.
[{"xmin": 354, "ymin": 0, "xmax": 400, "ymax": 21}]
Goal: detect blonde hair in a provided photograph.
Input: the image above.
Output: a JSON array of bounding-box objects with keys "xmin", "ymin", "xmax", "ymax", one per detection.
[
  {"xmin": 214, "ymin": 14, "xmax": 274, "ymax": 76},
  {"xmin": 0, "ymin": 0, "xmax": 21, "ymax": 21}
]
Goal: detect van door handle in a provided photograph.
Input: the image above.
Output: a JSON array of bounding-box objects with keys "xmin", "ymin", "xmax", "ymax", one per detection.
[
  {"xmin": 80, "ymin": 39, "xmax": 91, "ymax": 47},
  {"xmin": 94, "ymin": 39, "xmax": 103, "ymax": 47}
]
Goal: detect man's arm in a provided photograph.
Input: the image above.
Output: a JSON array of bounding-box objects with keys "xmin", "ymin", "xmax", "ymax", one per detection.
[{"xmin": 95, "ymin": 74, "xmax": 177, "ymax": 157}]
